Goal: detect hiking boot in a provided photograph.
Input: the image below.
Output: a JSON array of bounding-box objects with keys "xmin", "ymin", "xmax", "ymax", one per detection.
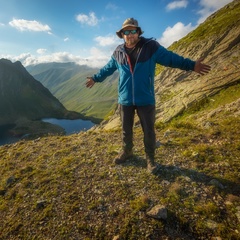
[
  {"xmin": 146, "ymin": 156, "xmax": 160, "ymax": 174},
  {"xmin": 114, "ymin": 150, "xmax": 133, "ymax": 164}
]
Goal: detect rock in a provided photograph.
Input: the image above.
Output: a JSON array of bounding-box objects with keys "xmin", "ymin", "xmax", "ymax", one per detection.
[
  {"xmin": 236, "ymin": 206, "xmax": 240, "ymax": 222},
  {"xmin": 161, "ymin": 180, "xmax": 171, "ymax": 186},
  {"xmin": 202, "ymin": 121, "xmax": 215, "ymax": 128},
  {"xmin": 209, "ymin": 179, "xmax": 224, "ymax": 189},
  {"xmin": 36, "ymin": 200, "xmax": 47, "ymax": 210},
  {"xmin": 112, "ymin": 235, "xmax": 121, "ymax": 240},
  {"xmin": 0, "ymin": 189, "xmax": 6, "ymax": 196},
  {"xmin": 163, "ymin": 129, "xmax": 171, "ymax": 138},
  {"xmin": 146, "ymin": 205, "xmax": 167, "ymax": 220},
  {"xmin": 206, "ymin": 219, "xmax": 218, "ymax": 230},
  {"xmin": 6, "ymin": 176, "xmax": 16, "ymax": 187},
  {"xmin": 155, "ymin": 140, "xmax": 161, "ymax": 148}
]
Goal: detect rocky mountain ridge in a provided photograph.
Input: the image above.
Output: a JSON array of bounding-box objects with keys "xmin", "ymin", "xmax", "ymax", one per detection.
[
  {"xmin": 154, "ymin": 0, "xmax": 240, "ymax": 123},
  {"xmin": 0, "ymin": 59, "xmax": 82, "ymax": 136}
]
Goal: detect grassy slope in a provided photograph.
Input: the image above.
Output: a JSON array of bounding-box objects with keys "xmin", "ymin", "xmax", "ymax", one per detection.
[
  {"xmin": 155, "ymin": 0, "xmax": 240, "ymax": 75},
  {"xmin": 53, "ymin": 71, "xmax": 118, "ymax": 122},
  {"xmin": 171, "ymin": 0, "xmax": 240, "ymax": 50},
  {"xmin": 26, "ymin": 62, "xmax": 86, "ymax": 88},
  {"xmin": 28, "ymin": 63, "xmax": 119, "ymax": 122},
  {"xmin": 0, "ymin": 83, "xmax": 239, "ymax": 240}
]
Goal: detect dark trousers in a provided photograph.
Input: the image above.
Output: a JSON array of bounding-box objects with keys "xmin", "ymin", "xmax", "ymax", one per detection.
[{"xmin": 119, "ymin": 104, "xmax": 156, "ymax": 158}]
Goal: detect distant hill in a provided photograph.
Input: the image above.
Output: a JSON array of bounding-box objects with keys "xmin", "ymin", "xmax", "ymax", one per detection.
[
  {"xmin": 0, "ymin": 59, "xmax": 82, "ymax": 134},
  {"xmin": 26, "ymin": 62, "xmax": 93, "ymax": 91},
  {"xmin": 27, "ymin": 62, "xmax": 119, "ymax": 121}
]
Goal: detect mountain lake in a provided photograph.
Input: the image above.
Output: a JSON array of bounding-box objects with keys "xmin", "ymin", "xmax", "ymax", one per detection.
[
  {"xmin": 42, "ymin": 118, "xmax": 96, "ymax": 135},
  {"xmin": 0, "ymin": 119, "xmax": 96, "ymax": 146}
]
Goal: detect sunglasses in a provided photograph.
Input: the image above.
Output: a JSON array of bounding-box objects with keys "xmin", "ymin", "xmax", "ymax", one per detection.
[{"xmin": 122, "ymin": 29, "xmax": 138, "ymax": 35}]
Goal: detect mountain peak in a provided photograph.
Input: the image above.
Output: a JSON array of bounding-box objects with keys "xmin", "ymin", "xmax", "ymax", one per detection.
[{"xmin": 0, "ymin": 59, "xmax": 72, "ymax": 127}]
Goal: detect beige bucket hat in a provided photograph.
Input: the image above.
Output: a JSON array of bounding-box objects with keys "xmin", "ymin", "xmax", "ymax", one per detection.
[{"xmin": 116, "ymin": 18, "xmax": 144, "ymax": 38}]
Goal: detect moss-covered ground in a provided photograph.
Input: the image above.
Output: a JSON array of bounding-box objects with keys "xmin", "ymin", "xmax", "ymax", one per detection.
[{"xmin": 0, "ymin": 84, "xmax": 239, "ymax": 239}]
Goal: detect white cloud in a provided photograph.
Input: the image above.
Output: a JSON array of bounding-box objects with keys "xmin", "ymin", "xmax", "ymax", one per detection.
[
  {"xmin": 9, "ymin": 18, "xmax": 52, "ymax": 34},
  {"xmin": 5, "ymin": 53, "xmax": 32, "ymax": 65},
  {"xmin": 2, "ymin": 48, "xmax": 111, "ymax": 68},
  {"xmin": 105, "ymin": 3, "xmax": 119, "ymax": 10},
  {"xmin": 64, "ymin": 37, "xmax": 69, "ymax": 42},
  {"xmin": 166, "ymin": 0, "xmax": 188, "ymax": 11},
  {"xmin": 94, "ymin": 34, "xmax": 121, "ymax": 47},
  {"xmin": 197, "ymin": 0, "xmax": 233, "ymax": 24},
  {"xmin": 0, "ymin": 22, "xmax": 5, "ymax": 26},
  {"xmin": 157, "ymin": 0, "xmax": 232, "ymax": 48},
  {"xmin": 158, "ymin": 22, "xmax": 195, "ymax": 47},
  {"xmin": 37, "ymin": 48, "xmax": 47, "ymax": 54},
  {"xmin": 76, "ymin": 12, "xmax": 99, "ymax": 26},
  {"xmin": 87, "ymin": 47, "xmax": 110, "ymax": 66},
  {"xmin": 3, "ymin": 52, "xmax": 85, "ymax": 67}
]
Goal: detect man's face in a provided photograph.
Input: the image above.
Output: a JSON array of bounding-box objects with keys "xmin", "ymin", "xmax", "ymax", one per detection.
[{"xmin": 121, "ymin": 27, "xmax": 139, "ymax": 47}]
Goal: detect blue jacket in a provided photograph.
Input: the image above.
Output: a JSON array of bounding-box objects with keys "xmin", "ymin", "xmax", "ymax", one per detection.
[{"xmin": 92, "ymin": 37, "xmax": 195, "ymax": 106}]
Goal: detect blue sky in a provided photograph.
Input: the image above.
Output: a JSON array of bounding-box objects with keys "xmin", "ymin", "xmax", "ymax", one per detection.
[{"xmin": 0, "ymin": 0, "xmax": 233, "ymax": 68}]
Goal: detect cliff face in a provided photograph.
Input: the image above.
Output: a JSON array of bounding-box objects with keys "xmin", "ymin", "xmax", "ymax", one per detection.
[
  {"xmin": 101, "ymin": 0, "xmax": 240, "ymax": 130},
  {"xmin": 154, "ymin": 0, "xmax": 240, "ymax": 123}
]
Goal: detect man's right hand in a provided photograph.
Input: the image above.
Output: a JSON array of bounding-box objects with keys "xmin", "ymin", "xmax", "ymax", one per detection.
[{"xmin": 85, "ymin": 77, "xmax": 95, "ymax": 88}]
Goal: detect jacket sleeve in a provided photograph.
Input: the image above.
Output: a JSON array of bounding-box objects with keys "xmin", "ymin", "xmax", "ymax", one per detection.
[
  {"xmin": 155, "ymin": 44, "xmax": 195, "ymax": 71},
  {"xmin": 92, "ymin": 56, "xmax": 118, "ymax": 82}
]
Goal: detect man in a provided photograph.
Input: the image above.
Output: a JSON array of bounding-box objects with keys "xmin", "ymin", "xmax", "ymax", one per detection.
[{"xmin": 86, "ymin": 18, "xmax": 211, "ymax": 174}]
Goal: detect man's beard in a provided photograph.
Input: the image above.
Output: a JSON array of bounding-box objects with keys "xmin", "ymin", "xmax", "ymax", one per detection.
[{"xmin": 125, "ymin": 38, "xmax": 139, "ymax": 47}]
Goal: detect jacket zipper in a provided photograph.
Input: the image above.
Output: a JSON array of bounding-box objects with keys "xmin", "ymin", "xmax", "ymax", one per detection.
[
  {"xmin": 125, "ymin": 38, "xmax": 152, "ymax": 105},
  {"xmin": 149, "ymin": 75, "xmax": 153, "ymax": 96},
  {"xmin": 132, "ymin": 48, "xmax": 143, "ymax": 105},
  {"xmin": 126, "ymin": 54, "xmax": 135, "ymax": 105}
]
